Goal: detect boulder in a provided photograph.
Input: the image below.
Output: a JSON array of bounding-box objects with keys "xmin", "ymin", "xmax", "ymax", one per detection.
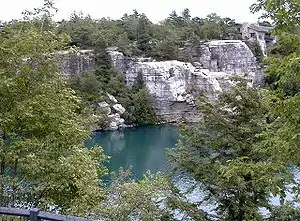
[
  {"xmin": 95, "ymin": 97, "xmax": 127, "ymax": 131},
  {"xmin": 107, "ymin": 93, "xmax": 118, "ymax": 103},
  {"xmin": 107, "ymin": 114, "xmax": 126, "ymax": 131},
  {"xmin": 97, "ymin": 101, "xmax": 111, "ymax": 115},
  {"xmin": 113, "ymin": 104, "xmax": 126, "ymax": 114}
]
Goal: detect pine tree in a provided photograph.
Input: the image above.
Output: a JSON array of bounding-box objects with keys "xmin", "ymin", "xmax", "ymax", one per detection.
[
  {"xmin": 133, "ymin": 88, "xmax": 157, "ymax": 125},
  {"xmin": 132, "ymin": 71, "xmax": 146, "ymax": 92},
  {"xmin": 168, "ymin": 78, "xmax": 287, "ymax": 220}
]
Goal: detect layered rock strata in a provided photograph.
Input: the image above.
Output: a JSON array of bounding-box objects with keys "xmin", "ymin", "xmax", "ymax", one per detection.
[
  {"xmin": 59, "ymin": 40, "xmax": 263, "ymax": 124},
  {"xmin": 108, "ymin": 40, "xmax": 263, "ymax": 122}
]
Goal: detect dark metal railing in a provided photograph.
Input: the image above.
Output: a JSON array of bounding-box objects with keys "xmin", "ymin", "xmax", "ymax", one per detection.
[{"xmin": 0, "ymin": 207, "xmax": 90, "ymax": 221}]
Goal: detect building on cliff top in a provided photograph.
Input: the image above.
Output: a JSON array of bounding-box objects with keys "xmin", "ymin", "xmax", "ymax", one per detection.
[{"xmin": 241, "ymin": 22, "xmax": 276, "ymax": 56}]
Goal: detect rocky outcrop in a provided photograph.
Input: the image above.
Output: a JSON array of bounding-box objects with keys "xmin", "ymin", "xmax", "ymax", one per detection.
[
  {"xmin": 97, "ymin": 101, "xmax": 111, "ymax": 115},
  {"xmin": 107, "ymin": 114, "xmax": 126, "ymax": 131},
  {"xmin": 189, "ymin": 40, "xmax": 263, "ymax": 83},
  {"xmin": 113, "ymin": 104, "xmax": 126, "ymax": 114},
  {"xmin": 59, "ymin": 40, "xmax": 264, "ymax": 124},
  {"xmin": 95, "ymin": 94, "xmax": 127, "ymax": 131},
  {"xmin": 108, "ymin": 48, "xmax": 134, "ymax": 73},
  {"xmin": 108, "ymin": 40, "xmax": 263, "ymax": 123},
  {"xmin": 59, "ymin": 50, "xmax": 96, "ymax": 75},
  {"xmin": 124, "ymin": 61, "xmax": 218, "ymax": 122}
]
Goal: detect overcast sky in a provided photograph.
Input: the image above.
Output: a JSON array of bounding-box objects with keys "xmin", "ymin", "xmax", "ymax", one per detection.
[{"xmin": 0, "ymin": 0, "xmax": 261, "ymax": 23}]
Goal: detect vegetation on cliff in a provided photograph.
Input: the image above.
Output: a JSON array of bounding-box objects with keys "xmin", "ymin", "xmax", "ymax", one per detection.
[
  {"xmin": 0, "ymin": 0, "xmax": 299, "ymax": 220},
  {"xmin": 54, "ymin": 8, "xmax": 266, "ymax": 128},
  {"xmin": 56, "ymin": 9, "xmax": 244, "ymax": 61},
  {"xmin": 68, "ymin": 53, "xmax": 157, "ymax": 126},
  {"xmin": 0, "ymin": 1, "xmax": 268, "ymax": 128}
]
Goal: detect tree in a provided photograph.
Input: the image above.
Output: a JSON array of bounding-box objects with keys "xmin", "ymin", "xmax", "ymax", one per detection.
[
  {"xmin": 133, "ymin": 88, "xmax": 157, "ymax": 125},
  {"xmin": 131, "ymin": 72, "xmax": 158, "ymax": 125},
  {"xmin": 136, "ymin": 14, "xmax": 152, "ymax": 55},
  {"xmin": 166, "ymin": 10, "xmax": 183, "ymax": 26},
  {"xmin": 59, "ymin": 14, "xmax": 96, "ymax": 48},
  {"xmin": 68, "ymin": 71, "xmax": 102, "ymax": 103},
  {"xmin": 120, "ymin": 10, "xmax": 140, "ymax": 41},
  {"xmin": 97, "ymin": 170, "xmax": 171, "ymax": 220},
  {"xmin": 201, "ymin": 14, "xmax": 224, "ymax": 40},
  {"xmin": 94, "ymin": 50, "xmax": 114, "ymax": 84},
  {"xmin": 258, "ymin": 20, "xmax": 273, "ymax": 27},
  {"xmin": 251, "ymin": 0, "xmax": 300, "ymax": 163},
  {"xmin": 0, "ymin": 1, "xmax": 107, "ymax": 216},
  {"xmin": 132, "ymin": 71, "xmax": 146, "ymax": 92},
  {"xmin": 251, "ymin": 0, "xmax": 300, "ymax": 33},
  {"xmin": 182, "ymin": 8, "xmax": 191, "ymax": 22},
  {"xmin": 168, "ymin": 79, "xmax": 288, "ymax": 220},
  {"xmin": 245, "ymin": 39, "xmax": 264, "ymax": 63},
  {"xmin": 250, "ymin": 1, "xmax": 300, "ymax": 218}
]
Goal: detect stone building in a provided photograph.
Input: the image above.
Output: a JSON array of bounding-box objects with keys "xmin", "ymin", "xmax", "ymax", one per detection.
[{"xmin": 241, "ymin": 22, "xmax": 276, "ymax": 56}]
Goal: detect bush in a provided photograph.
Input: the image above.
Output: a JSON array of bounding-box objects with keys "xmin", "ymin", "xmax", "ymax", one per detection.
[
  {"xmin": 133, "ymin": 88, "xmax": 157, "ymax": 125},
  {"xmin": 245, "ymin": 40, "xmax": 264, "ymax": 63}
]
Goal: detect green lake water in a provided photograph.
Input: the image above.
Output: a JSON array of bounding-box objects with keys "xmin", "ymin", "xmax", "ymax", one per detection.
[
  {"xmin": 87, "ymin": 124, "xmax": 287, "ymax": 216},
  {"xmin": 88, "ymin": 125, "xmax": 179, "ymax": 180}
]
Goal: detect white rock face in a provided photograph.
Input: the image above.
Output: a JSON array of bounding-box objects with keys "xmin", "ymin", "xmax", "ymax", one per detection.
[
  {"xmin": 107, "ymin": 93, "xmax": 118, "ymax": 103},
  {"xmin": 188, "ymin": 40, "xmax": 264, "ymax": 84},
  {"xmin": 108, "ymin": 40, "xmax": 264, "ymax": 123},
  {"xmin": 108, "ymin": 114, "xmax": 126, "ymax": 131},
  {"xmin": 60, "ymin": 50, "xmax": 95, "ymax": 75},
  {"xmin": 107, "ymin": 49, "xmax": 134, "ymax": 73},
  {"xmin": 113, "ymin": 104, "xmax": 126, "ymax": 114},
  {"xmin": 124, "ymin": 61, "xmax": 226, "ymax": 122},
  {"xmin": 97, "ymin": 101, "xmax": 111, "ymax": 115}
]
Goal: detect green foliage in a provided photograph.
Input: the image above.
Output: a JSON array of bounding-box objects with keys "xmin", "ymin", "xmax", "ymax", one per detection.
[
  {"xmin": 56, "ymin": 10, "xmax": 243, "ymax": 62},
  {"xmin": 267, "ymin": 205, "xmax": 300, "ymax": 221},
  {"xmin": 252, "ymin": 0, "xmax": 300, "ymax": 171},
  {"xmin": 131, "ymin": 72, "xmax": 158, "ymax": 125},
  {"xmin": 5, "ymin": 1, "xmax": 300, "ymax": 220},
  {"xmin": 168, "ymin": 79, "xmax": 289, "ymax": 220},
  {"xmin": 0, "ymin": 1, "xmax": 107, "ymax": 216},
  {"xmin": 202, "ymin": 13, "xmax": 223, "ymax": 40},
  {"xmin": 68, "ymin": 71, "xmax": 102, "ymax": 103},
  {"xmin": 132, "ymin": 71, "xmax": 146, "ymax": 92},
  {"xmin": 245, "ymin": 39, "xmax": 265, "ymax": 63},
  {"xmin": 258, "ymin": 20, "xmax": 273, "ymax": 27},
  {"xmin": 259, "ymin": 57, "xmax": 300, "ymax": 166},
  {"xmin": 67, "ymin": 50, "xmax": 157, "ymax": 126},
  {"xmin": 96, "ymin": 169, "xmax": 171, "ymax": 221},
  {"xmin": 263, "ymin": 33, "xmax": 300, "ymax": 95},
  {"xmin": 133, "ymin": 88, "xmax": 157, "ymax": 125},
  {"xmin": 251, "ymin": 0, "xmax": 300, "ymax": 33},
  {"xmin": 106, "ymin": 73, "xmax": 137, "ymax": 124}
]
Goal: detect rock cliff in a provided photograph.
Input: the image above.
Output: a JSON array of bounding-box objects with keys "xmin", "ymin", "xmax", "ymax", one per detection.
[
  {"xmin": 59, "ymin": 50, "xmax": 96, "ymax": 75},
  {"xmin": 59, "ymin": 40, "xmax": 263, "ymax": 124},
  {"xmin": 108, "ymin": 40, "xmax": 264, "ymax": 122}
]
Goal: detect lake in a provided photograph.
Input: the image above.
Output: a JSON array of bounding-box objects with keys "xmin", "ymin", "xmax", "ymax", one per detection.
[
  {"xmin": 87, "ymin": 124, "xmax": 298, "ymax": 217},
  {"xmin": 88, "ymin": 124, "xmax": 179, "ymax": 180}
]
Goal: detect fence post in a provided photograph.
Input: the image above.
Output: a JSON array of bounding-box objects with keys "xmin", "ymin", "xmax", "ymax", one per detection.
[{"xmin": 30, "ymin": 208, "xmax": 40, "ymax": 221}]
